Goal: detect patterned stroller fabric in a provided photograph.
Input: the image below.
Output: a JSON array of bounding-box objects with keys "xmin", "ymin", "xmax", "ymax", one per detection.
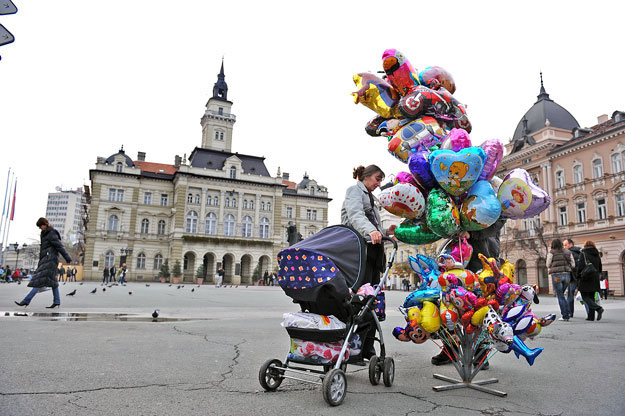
[{"xmin": 277, "ymin": 225, "xmax": 367, "ymax": 305}]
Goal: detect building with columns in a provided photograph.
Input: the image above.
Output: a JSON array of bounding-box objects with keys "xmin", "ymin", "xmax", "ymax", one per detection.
[
  {"xmin": 497, "ymin": 78, "xmax": 625, "ymax": 296},
  {"xmin": 82, "ymin": 63, "xmax": 330, "ymax": 284}
]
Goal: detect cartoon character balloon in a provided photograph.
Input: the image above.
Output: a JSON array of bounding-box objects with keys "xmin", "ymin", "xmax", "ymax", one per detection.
[
  {"xmin": 429, "ymin": 147, "xmax": 486, "ymax": 196},
  {"xmin": 498, "ymin": 169, "xmax": 551, "ymax": 219}
]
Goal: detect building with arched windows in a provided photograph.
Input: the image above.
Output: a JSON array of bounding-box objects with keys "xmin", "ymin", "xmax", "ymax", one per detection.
[
  {"xmin": 83, "ymin": 63, "xmax": 331, "ymax": 284},
  {"xmin": 497, "ymin": 76, "xmax": 625, "ymax": 296}
]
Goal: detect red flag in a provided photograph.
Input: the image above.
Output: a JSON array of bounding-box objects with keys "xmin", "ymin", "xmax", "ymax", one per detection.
[{"xmin": 9, "ymin": 180, "xmax": 16, "ymax": 221}]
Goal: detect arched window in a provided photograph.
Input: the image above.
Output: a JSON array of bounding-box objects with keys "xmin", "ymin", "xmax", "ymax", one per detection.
[
  {"xmin": 185, "ymin": 211, "xmax": 198, "ymax": 233},
  {"xmin": 573, "ymin": 164, "xmax": 583, "ymax": 184},
  {"xmin": 215, "ymin": 131, "xmax": 219, "ymax": 140},
  {"xmin": 250, "ymin": 200, "xmax": 254, "ymax": 210},
  {"xmin": 242, "ymin": 216, "xmax": 252, "ymax": 237},
  {"xmin": 266, "ymin": 202, "xmax": 271, "ymax": 211},
  {"xmin": 224, "ymin": 214, "xmax": 235, "ymax": 236},
  {"xmin": 260, "ymin": 217, "xmax": 270, "ymax": 238},
  {"xmin": 206, "ymin": 195, "xmax": 212, "ymax": 205},
  {"xmin": 243, "ymin": 199, "xmax": 248, "ymax": 209},
  {"xmin": 611, "ymin": 153, "xmax": 622, "ymax": 173},
  {"xmin": 261, "ymin": 202, "xmax": 265, "ymax": 211},
  {"xmin": 592, "ymin": 158, "xmax": 603, "ymax": 178},
  {"xmin": 187, "ymin": 193, "xmax": 193, "ymax": 203},
  {"xmin": 220, "ymin": 132, "xmax": 224, "ymax": 140},
  {"xmin": 136, "ymin": 253, "xmax": 146, "ymax": 269},
  {"xmin": 555, "ymin": 169, "xmax": 565, "ymax": 188},
  {"xmin": 232, "ymin": 198, "xmax": 237, "ymax": 208},
  {"xmin": 153, "ymin": 254, "xmax": 163, "ymax": 270},
  {"xmin": 225, "ymin": 197, "xmax": 230, "ymax": 208},
  {"xmin": 104, "ymin": 251, "xmax": 115, "ymax": 267},
  {"xmin": 108, "ymin": 215, "xmax": 119, "ymax": 231},
  {"xmin": 140, "ymin": 218, "xmax": 149, "ymax": 234},
  {"xmin": 116, "ymin": 162, "xmax": 123, "ymax": 173},
  {"xmin": 157, "ymin": 220, "xmax": 166, "ymax": 235},
  {"xmin": 230, "ymin": 166, "xmax": 236, "ymax": 179},
  {"xmin": 206, "ymin": 212, "xmax": 217, "ymax": 235},
  {"xmin": 194, "ymin": 194, "xmax": 200, "ymax": 204},
  {"xmin": 214, "ymin": 196, "xmax": 218, "ymax": 206}
]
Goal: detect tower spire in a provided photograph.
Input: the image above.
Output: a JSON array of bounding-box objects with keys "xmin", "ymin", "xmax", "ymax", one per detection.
[
  {"xmin": 212, "ymin": 59, "xmax": 228, "ymax": 101},
  {"xmin": 536, "ymin": 71, "xmax": 550, "ymax": 102}
]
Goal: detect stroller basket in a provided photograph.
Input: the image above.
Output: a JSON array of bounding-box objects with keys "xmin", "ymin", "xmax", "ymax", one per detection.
[{"xmin": 286, "ymin": 327, "xmax": 347, "ymax": 343}]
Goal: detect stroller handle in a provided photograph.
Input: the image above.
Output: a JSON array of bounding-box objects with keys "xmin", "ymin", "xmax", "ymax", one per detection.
[{"xmin": 364, "ymin": 235, "xmax": 398, "ymax": 250}]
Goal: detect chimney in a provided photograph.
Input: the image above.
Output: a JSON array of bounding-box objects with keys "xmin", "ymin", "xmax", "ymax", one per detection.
[
  {"xmin": 137, "ymin": 151, "xmax": 146, "ymax": 161},
  {"xmin": 598, "ymin": 114, "xmax": 609, "ymax": 124},
  {"xmin": 282, "ymin": 172, "xmax": 290, "ymax": 181},
  {"xmin": 174, "ymin": 155, "xmax": 181, "ymax": 168}
]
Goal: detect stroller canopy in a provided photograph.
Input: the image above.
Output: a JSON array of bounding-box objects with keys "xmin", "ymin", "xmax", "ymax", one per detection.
[{"xmin": 277, "ymin": 225, "xmax": 367, "ymax": 303}]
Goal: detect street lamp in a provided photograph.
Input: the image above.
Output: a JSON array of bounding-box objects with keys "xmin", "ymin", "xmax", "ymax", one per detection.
[
  {"xmin": 11, "ymin": 243, "xmax": 27, "ymax": 269},
  {"xmin": 120, "ymin": 248, "xmax": 133, "ymax": 256}
]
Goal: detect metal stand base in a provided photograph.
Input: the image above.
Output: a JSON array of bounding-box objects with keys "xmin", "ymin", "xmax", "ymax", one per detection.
[{"xmin": 432, "ymin": 373, "xmax": 507, "ymax": 397}]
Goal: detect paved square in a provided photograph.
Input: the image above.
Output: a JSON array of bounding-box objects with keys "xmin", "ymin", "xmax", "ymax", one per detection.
[{"xmin": 1, "ymin": 282, "xmax": 624, "ymax": 415}]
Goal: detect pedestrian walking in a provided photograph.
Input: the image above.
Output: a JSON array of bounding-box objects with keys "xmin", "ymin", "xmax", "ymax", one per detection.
[
  {"xmin": 102, "ymin": 266, "xmax": 110, "ymax": 284},
  {"xmin": 110, "ymin": 264, "xmax": 117, "ymax": 282},
  {"xmin": 118, "ymin": 263, "xmax": 128, "ymax": 284},
  {"xmin": 547, "ymin": 238, "xmax": 575, "ymax": 321},
  {"xmin": 58, "ymin": 265, "xmax": 66, "ymax": 282},
  {"xmin": 14, "ymin": 217, "xmax": 72, "ymax": 308},
  {"xmin": 576, "ymin": 240, "xmax": 604, "ymax": 321},
  {"xmin": 563, "ymin": 238, "xmax": 581, "ymax": 318},
  {"xmin": 70, "ymin": 266, "xmax": 77, "ymax": 282},
  {"xmin": 216, "ymin": 267, "xmax": 224, "ymax": 287}
]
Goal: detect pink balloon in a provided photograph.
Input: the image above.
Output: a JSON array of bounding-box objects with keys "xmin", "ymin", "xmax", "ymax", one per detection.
[
  {"xmin": 479, "ymin": 139, "xmax": 503, "ymax": 181},
  {"xmin": 441, "ymin": 128, "xmax": 472, "ymax": 152}
]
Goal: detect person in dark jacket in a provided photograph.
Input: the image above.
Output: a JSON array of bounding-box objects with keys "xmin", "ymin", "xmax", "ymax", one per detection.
[
  {"xmin": 546, "ymin": 239, "xmax": 575, "ymax": 321},
  {"xmin": 563, "ymin": 238, "xmax": 581, "ymax": 318},
  {"xmin": 58, "ymin": 265, "xmax": 66, "ymax": 282},
  {"xmin": 14, "ymin": 218, "xmax": 72, "ymax": 308},
  {"xmin": 102, "ymin": 266, "xmax": 110, "ymax": 285},
  {"xmin": 575, "ymin": 240, "xmax": 604, "ymax": 321}
]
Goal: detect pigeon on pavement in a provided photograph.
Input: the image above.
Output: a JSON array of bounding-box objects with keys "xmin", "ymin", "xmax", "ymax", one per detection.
[
  {"xmin": 191, "ymin": 288, "xmax": 195, "ymax": 292},
  {"xmin": 66, "ymin": 290, "xmax": 77, "ymax": 296},
  {"xmin": 128, "ymin": 291, "xmax": 133, "ymax": 295},
  {"xmin": 152, "ymin": 309, "xmax": 159, "ymax": 318},
  {"xmin": 90, "ymin": 288, "xmax": 97, "ymax": 294}
]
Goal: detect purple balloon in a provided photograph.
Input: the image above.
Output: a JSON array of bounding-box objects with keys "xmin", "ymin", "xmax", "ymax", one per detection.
[
  {"xmin": 408, "ymin": 150, "xmax": 437, "ymax": 190},
  {"xmin": 479, "ymin": 139, "xmax": 503, "ymax": 181},
  {"xmin": 497, "ymin": 169, "xmax": 551, "ymax": 219},
  {"xmin": 441, "ymin": 128, "xmax": 472, "ymax": 152}
]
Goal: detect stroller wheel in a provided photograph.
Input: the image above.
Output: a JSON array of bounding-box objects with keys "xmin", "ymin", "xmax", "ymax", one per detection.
[
  {"xmin": 382, "ymin": 357, "xmax": 395, "ymax": 387},
  {"xmin": 322, "ymin": 368, "xmax": 347, "ymax": 406},
  {"xmin": 259, "ymin": 359, "xmax": 284, "ymax": 391},
  {"xmin": 368, "ymin": 356, "xmax": 381, "ymax": 386}
]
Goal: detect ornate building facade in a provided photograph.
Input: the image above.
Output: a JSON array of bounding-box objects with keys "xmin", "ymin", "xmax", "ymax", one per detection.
[
  {"xmin": 82, "ymin": 63, "xmax": 330, "ymax": 284},
  {"xmin": 497, "ymin": 78, "xmax": 625, "ymax": 296}
]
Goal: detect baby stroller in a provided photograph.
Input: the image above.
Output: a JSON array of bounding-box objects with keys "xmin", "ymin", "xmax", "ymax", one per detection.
[{"xmin": 258, "ymin": 225, "xmax": 398, "ymax": 406}]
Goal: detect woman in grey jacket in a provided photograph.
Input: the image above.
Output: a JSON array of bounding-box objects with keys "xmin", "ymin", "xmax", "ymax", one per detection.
[
  {"xmin": 341, "ymin": 165, "xmax": 396, "ymax": 286},
  {"xmin": 546, "ymin": 238, "xmax": 575, "ymax": 321}
]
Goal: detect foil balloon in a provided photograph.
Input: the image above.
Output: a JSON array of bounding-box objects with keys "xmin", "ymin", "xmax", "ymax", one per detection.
[
  {"xmin": 429, "ymin": 147, "xmax": 486, "ymax": 196},
  {"xmin": 395, "ymin": 219, "xmax": 440, "ymax": 245},
  {"xmin": 426, "ymin": 188, "xmax": 461, "ymax": 237},
  {"xmin": 510, "ymin": 336, "xmax": 543, "ymax": 366},
  {"xmin": 378, "ymin": 182, "xmax": 425, "ymax": 219},
  {"xmin": 440, "ymin": 128, "xmax": 471, "ymax": 152},
  {"xmin": 408, "ymin": 150, "xmax": 438, "ymax": 189},
  {"xmin": 479, "ymin": 139, "xmax": 504, "ymax": 181},
  {"xmin": 489, "ymin": 175, "xmax": 503, "ymax": 193},
  {"xmin": 460, "ymin": 180, "xmax": 502, "ymax": 231},
  {"xmin": 352, "ymin": 73, "xmax": 400, "ymax": 119},
  {"xmin": 498, "ymin": 169, "xmax": 551, "ymax": 219},
  {"xmin": 387, "ymin": 116, "xmax": 446, "ymax": 159},
  {"xmin": 440, "ymin": 304, "xmax": 459, "ymax": 330},
  {"xmin": 398, "ymin": 85, "xmax": 472, "ymax": 133},
  {"xmin": 500, "ymin": 260, "xmax": 515, "ymax": 283},
  {"xmin": 381, "ymin": 49, "xmax": 420, "ymax": 96},
  {"xmin": 416, "ymin": 301, "xmax": 441, "ymax": 334},
  {"xmin": 403, "ymin": 288, "xmax": 441, "ymax": 309},
  {"xmin": 418, "ymin": 66, "xmax": 456, "ymax": 94},
  {"xmin": 449, "ymin": 238, "xmax": 473, "ymax": 267},
  {"xmin": 394, "ymin": 171, "xmax": 418, "ymax": 187}
]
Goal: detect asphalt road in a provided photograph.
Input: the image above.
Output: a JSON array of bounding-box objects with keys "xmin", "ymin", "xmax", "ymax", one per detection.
[{"xmin": 1, "ymin": 281, "xmax": 624, "ymax": 416}]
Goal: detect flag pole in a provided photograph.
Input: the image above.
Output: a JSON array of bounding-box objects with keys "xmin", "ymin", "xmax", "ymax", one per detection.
[
  {"xmin": 2, "ymin": 174, "xmax": 15, "ymax": 252},
  {"xmin": 0, "ymin": 168, "xmax": 11, "ymax": 251}
]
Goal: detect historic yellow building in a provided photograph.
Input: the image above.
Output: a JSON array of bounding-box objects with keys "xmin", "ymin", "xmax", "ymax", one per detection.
[{"xmin": 82, "ymin": 63, "xmax": 330, "ymax": 284}]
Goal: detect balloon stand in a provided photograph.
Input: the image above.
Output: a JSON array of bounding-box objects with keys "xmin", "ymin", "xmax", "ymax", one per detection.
[{"xmin": 432, "ymin": 327, "xmax": 507, "ymax": 397}]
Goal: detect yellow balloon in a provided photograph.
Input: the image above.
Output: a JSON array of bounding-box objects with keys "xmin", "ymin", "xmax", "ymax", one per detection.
[
  {"xmin": 471, "ymin": 306, "xmax": 490, "ymax": 326},
  {"xmin": 500, "ymin": 260, "xmax": 515, "ymax": 284},
  {"xmin": 407, "ymin": 306, "xmax": 421, "ymax": 323},
  {"xmin": 419, "ymin": 301, "xmax": 441, "ymax": 333},
  {"xmin": 352, "ymin": 73, "xmax": 401, "ymax": 119}
]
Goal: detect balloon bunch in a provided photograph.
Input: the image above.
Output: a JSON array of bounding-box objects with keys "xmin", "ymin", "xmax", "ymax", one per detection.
[
  {"xmin": 353, "ymin": 49, "xmax": 551, "ymax": 245},
  {"xmin": 393, "ymin": 252, "xmax": 556, "ymax": 366}
]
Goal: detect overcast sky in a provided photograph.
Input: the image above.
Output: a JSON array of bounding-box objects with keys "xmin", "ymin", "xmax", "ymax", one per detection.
[{"xmin": 1, "ymin": 0, "xmax": 624, "ymax": 245}]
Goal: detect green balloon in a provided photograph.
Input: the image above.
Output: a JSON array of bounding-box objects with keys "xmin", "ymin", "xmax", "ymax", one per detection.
[
  {"xmin": 395, "ymin": 220, "xmax": 441, "ymax": 245},
  {"xmin": 426, "ymin": 188, "xmax": 461, "ymax": 237}
]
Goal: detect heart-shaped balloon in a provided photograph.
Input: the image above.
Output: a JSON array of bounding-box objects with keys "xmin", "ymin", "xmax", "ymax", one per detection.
[
  {"xmin": 460, "ymin": 180, "xmax": 502, "ymax": 231},
  {"xmin": 479, "ymin": 139, "xmax": 504, "ymax": 181},
  {"xmin": 379, "ymin": 182, "xmax": 426, "ymax": 219},
  {"xmin": 408, "ymin": 150, "xmax": 437, "ymax": 190},
  {"xmin": 497, "ymin": 169, "xmax": 551, "ymax": 219},
  {"xmin": 395, "ymin": 220, "xmax": 441, "ymax": 245},
  {"xmin": 440, "ymin": 128, "xmax": 472, "ymax": 152},
  {"xmin": 429, "ymin": 147, "xmax": 486, "ymax": 196},
  {"xmin": 426, "ymin": 188, "xmax": 461, "ymax": 237}
]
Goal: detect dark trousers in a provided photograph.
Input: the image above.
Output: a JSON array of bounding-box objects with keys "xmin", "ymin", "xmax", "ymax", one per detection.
[
  {"xmin": 601, "ymin": 289, "xmax": 608, "ymax": 300},
  {"xmin": 580, "ymin": 291, "xmax": 602, "ymax": 318}
]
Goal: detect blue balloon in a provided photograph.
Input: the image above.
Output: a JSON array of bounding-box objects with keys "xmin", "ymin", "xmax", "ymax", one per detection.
[{"xmin": 460, "ymin": 180, "xmax": 502, "ymax": 231}]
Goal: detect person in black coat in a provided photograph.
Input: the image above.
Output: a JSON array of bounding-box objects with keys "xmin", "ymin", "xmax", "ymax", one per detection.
[
  {"xmin": 14, "ymin": 218, "xmax": 72, "ymax": 308},
  {"xmin": 575, "ymin": 240, "xmax": 604, "ymax": 321},
  {"xmin": 563, "ymin": 238, "xmax": 581, "ymax": 317},
  {"xmin": 102, "ymin": 266, "xmax": 110, "ymax": 284}
]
